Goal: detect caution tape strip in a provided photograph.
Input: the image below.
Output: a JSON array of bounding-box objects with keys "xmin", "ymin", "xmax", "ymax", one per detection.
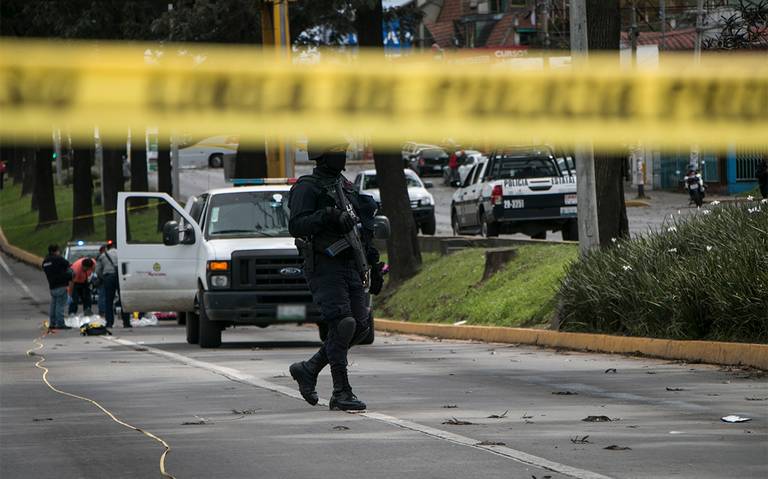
[
  {"xmin": 1, "ymin": 201, "xmax": 155, "ymax": 231},
  {"xmin": 1, "ymin": 39, "xmax": 767, "ymax": 151},
  {"xmin": 26, "ymin": 327, "xmax": 176, "ymax": 479}
]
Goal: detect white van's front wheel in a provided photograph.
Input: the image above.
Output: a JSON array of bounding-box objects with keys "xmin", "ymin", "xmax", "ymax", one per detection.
[{"xmin": 198, "ymin": 287, "xmax": 222, "ymax": 348}]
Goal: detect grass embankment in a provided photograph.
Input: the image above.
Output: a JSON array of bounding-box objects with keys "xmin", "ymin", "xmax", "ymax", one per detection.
[
  {"xmin": 377, "ymin": 244, "xmax": 577, "ymax": 328},
  {"xmin": 558, "ymin": 203, "xmax": 768, "ymax": 343},
  {"xmin": 0, "ymin": 183, "xmax": 156, "ymax": 257}
]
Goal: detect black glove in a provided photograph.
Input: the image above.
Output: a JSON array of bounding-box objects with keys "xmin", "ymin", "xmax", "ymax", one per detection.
[
  {"xmin": 369, "ymin": 262, "xmax": 385, "ymax": 295},
  {"xmin": 324, "ymin": 207, "xmax": 355, "ymax": 233}
]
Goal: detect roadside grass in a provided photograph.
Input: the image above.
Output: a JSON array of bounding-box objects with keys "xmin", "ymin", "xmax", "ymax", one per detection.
[
  {"xmin": 0, "ymin": 183, "xmax": 156, "ymax": 257},
  {"xmin": 377, "ymin": 244, "xmax": 577, "ymax": 328},
  {"xmin": 558, "ymin": 202, "xmax": 768, "ymax": 343}
]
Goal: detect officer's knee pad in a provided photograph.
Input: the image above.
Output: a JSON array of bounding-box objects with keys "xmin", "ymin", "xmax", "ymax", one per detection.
[{"xmin": 335, "ymin": 317, "xmax": 357, "ymax": 345}]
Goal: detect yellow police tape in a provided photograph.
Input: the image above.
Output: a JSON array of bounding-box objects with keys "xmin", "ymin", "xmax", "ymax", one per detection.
[{"xmin": 1, "ymin": 39, "xmax": 767, "ymax": 151}]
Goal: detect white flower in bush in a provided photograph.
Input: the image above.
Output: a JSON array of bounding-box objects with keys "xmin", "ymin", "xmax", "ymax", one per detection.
[
  {"xmin": 668, "ymin": 248, "xmax": 678, "ymax": 253},
  {"xmin": 702, "ymin": 209, "xmax": 712, "ymax": 215},
  {"xmin": 747, "ymin": 195, "xmax": 754, "ymax": 201},
  {"xmin": 667, "ymin": 226, "xmax": 677, "ymax": 232},
  {"xmin": 748, "ymin": 207, "xmax": 761, "ymax": 214},
  {"xmin": 706, "ymin": 245, "xmax": 713, "ymax": 252},
  {"xmin": 762, "ymin": 199, "xmax": 767, "ymax": 204},
  {"xmin": 622, "ymin": 265, "xmax": 632, "ymax": 271},
  {"xmin": 710, "ymin": 200, "xmax": 720, "ymax": 206}
]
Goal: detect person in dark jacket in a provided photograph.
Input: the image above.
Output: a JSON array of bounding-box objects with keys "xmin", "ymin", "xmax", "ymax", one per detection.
[
  {"xmin": 287, "ymin": 144, "xmax": 383, "ymax": 411},
  {"xmin": 42, "ymin": 244, "xmax": 72, "ymax": 330},
  {"xmin": 757, "ymin": 158, "xmax": 768, "ymax": 200}
]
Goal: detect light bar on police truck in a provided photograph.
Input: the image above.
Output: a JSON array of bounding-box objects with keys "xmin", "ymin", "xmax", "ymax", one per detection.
[{"xmin": 229, "ymin": 178, "xmax": 297, "ymax": 187}]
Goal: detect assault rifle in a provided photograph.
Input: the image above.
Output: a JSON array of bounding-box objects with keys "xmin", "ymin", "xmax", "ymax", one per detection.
[{"xmin": 324, "ymin": 179, "xmax": 370, "ymax": 289}]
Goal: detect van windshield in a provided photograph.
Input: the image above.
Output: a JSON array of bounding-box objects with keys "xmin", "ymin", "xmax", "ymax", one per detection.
[{"xmin": 206, "ymin": 191, "xmax": 290, "ymax": 238}]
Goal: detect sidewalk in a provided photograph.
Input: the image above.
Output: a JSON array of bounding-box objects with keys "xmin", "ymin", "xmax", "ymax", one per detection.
[{"xmin": 625, "ymin": 190, "xmax": 734, "ymax": 237}]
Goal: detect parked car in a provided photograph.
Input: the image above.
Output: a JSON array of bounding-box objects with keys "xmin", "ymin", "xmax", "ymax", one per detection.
[
  {"xmin": 63, "ymin": 240, "xmax": 102, "ymax": 264},
  {"xmin": 401, "ymin": 141, "xmax": 438, "ymax": 166},
  {"xmin": 178, "ymin": 134, "xmax": 239, "ymax": 168},
  {"xmin": 117, "ymin": 181, "xmax": 389, "ymax": 348},
  {"xmin": 353, "ymin": 169, "xmax": 437, "ymax": 236},
  {"xmin": 409, "ymin": 147, "xmax": 449, "ymax": 177},
  {"xmin": 443, "ymin": 150, "xmax": 486, "ymax": 186},
  {"xmin": 450, "ymin": 146, "xmax": 578, "ymax": 240}
]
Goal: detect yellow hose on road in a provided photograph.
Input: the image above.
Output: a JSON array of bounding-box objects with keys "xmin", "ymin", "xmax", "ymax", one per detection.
[{"xmin": 26, "ymin": 326, "xmax": 176, "ymax": 479}]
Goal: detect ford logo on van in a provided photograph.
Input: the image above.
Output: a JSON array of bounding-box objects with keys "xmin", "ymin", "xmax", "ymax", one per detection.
[{"xmin": 279, "ymin": 267, "xmax": 303, "ymax": 277}]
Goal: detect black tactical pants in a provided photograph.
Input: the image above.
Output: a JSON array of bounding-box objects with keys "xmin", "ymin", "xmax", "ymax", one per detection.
[{"xmin": 307, "ymin": 255, "xmax": 368, "ymax": 368}]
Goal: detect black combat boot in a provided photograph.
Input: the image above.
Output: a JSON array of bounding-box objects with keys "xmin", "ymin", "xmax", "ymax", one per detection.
[
  {"xmin": 289, "ymin": 349, "xmax": 328, "ymax": 406},
  {"xmin": 329, "ymin": 365, "xmax": 366, "ymax": 411}
]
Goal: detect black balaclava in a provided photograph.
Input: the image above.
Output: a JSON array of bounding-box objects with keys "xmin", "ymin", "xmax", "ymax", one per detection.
[{"xmin": 315, "ymin": 144, "xmax": 347, "ymax": 176}]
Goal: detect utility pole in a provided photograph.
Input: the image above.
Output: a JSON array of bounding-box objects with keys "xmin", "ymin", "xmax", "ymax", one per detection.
[
  {"xmin": 659, "ymin": 0, "xmax": 666, "ymax": 51},
  {"xmin": 694, "ymin": 0, "xmax": 704, "ymax": 63},
  {"xmin": 569, "ymin": 0, "xmax": 601, "ymax": 254},
  {"xmin": 261, "ymin": 0, "xmax": 294, "ymax": 178}
]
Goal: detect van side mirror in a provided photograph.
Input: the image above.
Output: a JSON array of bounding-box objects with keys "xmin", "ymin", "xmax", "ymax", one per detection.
[
  {"xmin": 373, "ymin": 215, "xmax": 390, "ymax": 240},
  {"xmin": 162, "ymin": 221, "xmax": 180, "ymax": 246},
  {"xmin": 181, "ymin": 223, "xmax": 195, "ymax": 244}
]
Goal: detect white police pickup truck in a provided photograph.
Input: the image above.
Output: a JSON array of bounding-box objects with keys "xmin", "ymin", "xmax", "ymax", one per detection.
[
  {"xmin": 116, "ymin": 179, "xmax": 382, "ymax": 348},
  {"xmin": 450, "ymin": 146, "xmax": 578, "ymax": 240}
]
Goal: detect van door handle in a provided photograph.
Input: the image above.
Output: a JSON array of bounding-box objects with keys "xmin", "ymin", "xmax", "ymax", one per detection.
[{"xmin": 121, "ymin": 262, "xmax": 128, "ymax": 275}]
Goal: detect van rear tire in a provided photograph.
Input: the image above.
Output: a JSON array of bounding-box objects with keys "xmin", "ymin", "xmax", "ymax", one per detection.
[{"xmin": 209, "ymin": 154, "xmax": 223, "ymax": 168}]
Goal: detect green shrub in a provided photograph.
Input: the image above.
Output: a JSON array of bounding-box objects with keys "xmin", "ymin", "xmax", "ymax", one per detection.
[{"xmin": 557, "ymin": 202, "xmax": 768, "ymax": 343}]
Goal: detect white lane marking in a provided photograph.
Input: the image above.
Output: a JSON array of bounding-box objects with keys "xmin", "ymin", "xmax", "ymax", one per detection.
[
  {"xmin": 106, "ymin": 337, "xmax": 613, "ymax": 479},
  {"xmin": 0, "ymin": 254, "xmax": 39, "ymax": 303}
]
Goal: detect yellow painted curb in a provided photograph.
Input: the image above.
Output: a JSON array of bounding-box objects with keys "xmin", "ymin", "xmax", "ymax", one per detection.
[
  {"xmin": 375, "ymin": 319, "xmax": 768, "ymax": 370},
  {"xmin": 625, "ymin": 199, "xmax": 651, "ymax": 207},
  {"xmin": 0, "ymin": 226, "xmax": 43, "ymax": 269}
]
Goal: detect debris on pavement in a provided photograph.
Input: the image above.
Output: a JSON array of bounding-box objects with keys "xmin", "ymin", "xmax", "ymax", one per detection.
[
  {"xmin": 721, "ymin": 415, "xmax": 752, "ymax": 423},
  {"xmin": 604, "ymin": 445, "xmax": 632, "ymax": 451},
  {"xmin": 443, "ymin": 417, "xmax": 474, "ymax": 425},
  {"xmin": 745, "ymin": 397, "xmax": 767, "ymax": 401},
  {"xmin": 441, "ymin": 404, "xmax": 458, "ymax": 409},
  {"xmin": 487, "ymin": 410, "xmax": 509, "ymax": 419},
  {"xmin": 232, "ymin": 408, "xmax": 259, "ymax": 415},
  {"xmin": 552, "ymin": 391, "xmax": 579, "ymax": 395},
  {"xmin": 181, "ymin": 416, "xmax": 209, "ymax": 426},
  {"xmin": 604, "ymin": 368, "xmax": 617, "ymax": 374},
  {"xmin": 130, "ymin": 314, "xmax": 159, "ymax": 327},
  {"xmin": 665, "ymin": 387, "xmax": 687, "ymax": 391},
  {"xmin": 582, "ymin": 415, "xmax": 613, "ymax": 422},
  {"xmin": 521, "ymin": 412, "xmax": 534, "ymax": 419},
  {"xmin": 32, "ymin": 417, "xmax": 53, "ymax": 422},
  {"xmin": 475, "ymin": 440, "xmax": 506, "ymax": 446},
  {"xmin": 332, "ymin": 425, "xmax": 350, "ymax": 431},
  {"xmin": 570, "ymin": 435, "xmax": 591, "ymax": 444}
]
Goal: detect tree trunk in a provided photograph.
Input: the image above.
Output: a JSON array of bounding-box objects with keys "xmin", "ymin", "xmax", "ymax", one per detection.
[
  {"xmin": 102, "ymin": 146, "xmax": 124, "ymax": 243},
  {"xmin": 374, "ymin": 150, "xmax": 422, "ymax": 283},
  {"xmin": 9, "ymin": 141, "xmax": 23, "ymax": 185},
  {"xmin": 156, "ymin": 136, "xmax": 174, "ymax": 231},
  {"xmin": 481, "ymin": 247, "xmax": 517, "ymax": 282},
  {"xmin": 356, "ymin": 1, "xmax": 422, "ymax": 284},
  {"xmin": 234, "ymin": 145, "xmax": 268, "ymax": 179},
  {"xmin": 130, "ymin": 137, "xmax": 149, "ymax": 207},
  {"xmin": 72, "ymin": 148, "xmax": 95, "ymax": 238},
  {"xmin": 35, "ymin": 146, "xmax": 58, "ymax": 228},
  {"xmin": 586, "ymin": 0, "xmax": 629, "ymax": 245}
]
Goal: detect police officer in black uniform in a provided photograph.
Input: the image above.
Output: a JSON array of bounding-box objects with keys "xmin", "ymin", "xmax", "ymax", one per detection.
[{"xmin": 288, "ymin": 144, "xmax": 383, "ymax": 411}]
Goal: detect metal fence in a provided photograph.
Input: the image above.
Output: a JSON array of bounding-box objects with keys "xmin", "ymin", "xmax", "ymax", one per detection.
[{"xmin": 735, "ymin": 148, "xmax": 766, "ymax": 182}]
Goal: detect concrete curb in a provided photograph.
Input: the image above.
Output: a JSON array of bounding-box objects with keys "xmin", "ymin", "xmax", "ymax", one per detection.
[
  {"xmin": 0, "ymin": 227, "xmax": 43, "ymax": 269},
  {"xmin": 375, "ymin": 319, "xmax": 768, "ymax": 370}
]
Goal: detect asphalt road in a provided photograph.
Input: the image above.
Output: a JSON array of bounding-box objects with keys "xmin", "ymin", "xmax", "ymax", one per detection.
[
  {"xmin": 2, "ymin": 253, "xmax": 766, "ymax": 479},
  {"xmin": 155, "ymin": 165, "xmax": 702, "ymax": 240}
]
